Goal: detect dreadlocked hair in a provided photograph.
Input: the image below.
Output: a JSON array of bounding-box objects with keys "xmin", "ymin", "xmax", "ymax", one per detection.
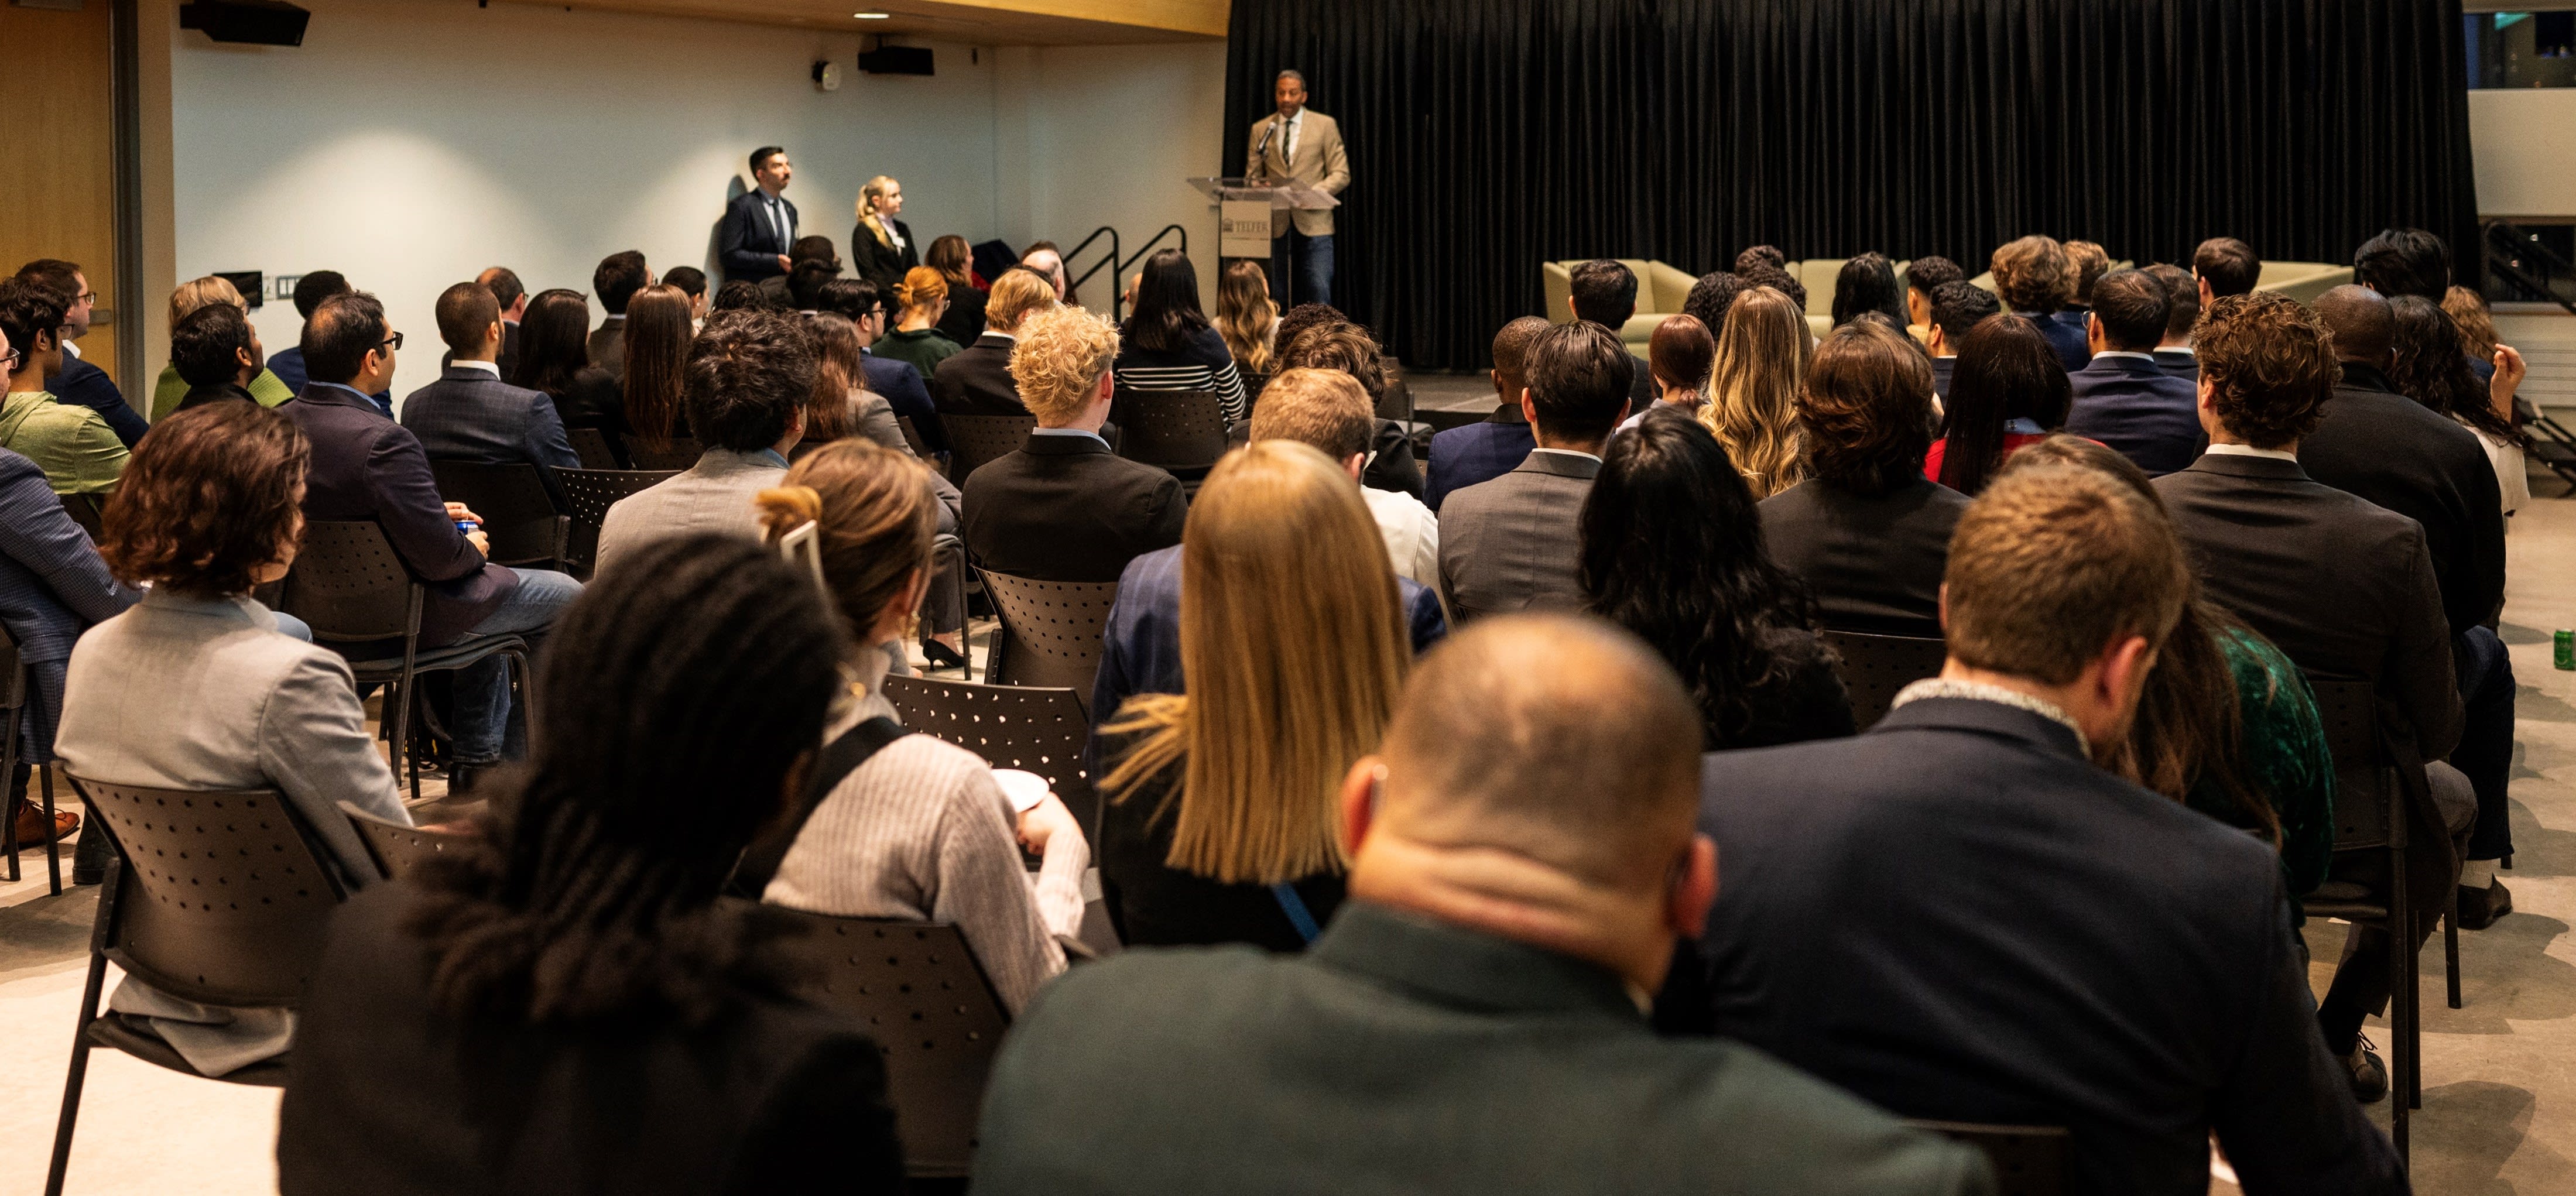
[{"xmin": 407, "ymin": 533, "xmax": 848, "ymax": 1026}]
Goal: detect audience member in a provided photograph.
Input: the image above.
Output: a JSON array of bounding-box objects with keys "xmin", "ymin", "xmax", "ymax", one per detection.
[
  {"xmin": 1763, "ymin": 319, "xmax": 1962, "ymax": 638},
  {"xmin": 962, "ymin": 306, "xmax": 1184, "ymax": 581},
  {"xmin": 1583, "ymin": 406, "xmax": 1851, "ymax": 747},
  {"xmin": 1700, "ymin": 286, "xmax": 1810, "ymax": 498},
  {"xmin": 1902, "ymin": 254, "xmax": 1965, "ymax": 332},
  {"xmin": 931, "ymin": 269, "xmax": 1056, "ymax": 419},
  {"xmin": 597, "ymin": 310, "xmax": 811, "ymax": 571},
  {"xmin": 1989, "ymin": 235, "xmax": 2088, "ymax": 371},
  {"xmin": 1734, "ymin": 244, "xmax": 1787, "ymax": 275},
  {"xmin": 150, "ymin": 276, "xmax": 292, "ymax": 419},
  {"xmin": 13, "ymin": 259, "xmax": 145, "ymax": 447},
  {"xmin": 2058, "ymin": 239, "xmax": 2111, "ymax": 326},
  {"xmin": 661, "ymin": 265, "xmax": 707, "ymax": 324},
  {"xmin": 752, "ymin": 442, "xmax": 1085, "ymax": 1014},
  {"xmin": 2445, "ymin": 283, "xmax": 2502, "ymax": 361},
  {"xmin": 1739, "ymin": 262, "xmax": 1808, "ymax": 311},
  {"xmin": 0, "ymin": 279, "xmax": 127, "ymax": 495},
  {"xmin": 802, "ymin": 313, "xmax": 902, "ymax": 450},
  {"xmin": 59, "ymin": 402, "xmax": 409, "ymax": 1069},
  {"xmin": 851, "ymin": 175, "xmax": 919, "ymax": 293},
  {"xmin": 275, "ymin": 535, "xmax": 905, "ymax": 1194},
  {"xmin": 709, "ymin": 279, "xmax": 769, "ymax": 313},
  {"xmin": 1927, "ymin": 314, "xmax": 2071, "ymax": 494},
  {"xmin": 1686, "ymin": 461, "xmax": 2406, "ymax": 1194},
  {"xmin": 288, "ymin": 292, "xmax": 580, "ymax": 793},
  {"xmin": 2393, "ymin": 292, "xmax": 2529, "ymax": 518},
  {"xmin": 2063, "ymin": 268, "xmax": 2204, "ymax": 475},
  {"xmin": 1255, "ymin": 368, "xmax": 1441, "ymax": 584},
  {"xmin": 1425, "ymin": 316, "xmax": 1547, "ymax": 510},
  {"xmin": 1923, "ymin": 279, "xmax": 1998, "ymax": 400},
  {"xmin": 401, "ymin": 281, "xmax": 579, "ymax": 488},
  {"xmin": 2352, "ymin": 226, "xmax": 2450, "ymax": 301},
  {"xmin": 619, "ymin": 283, "xmax": 696, "ymax": 453},
  {"xmin": 877, "ymin": 266, "xmax": 961, "ymax": 380},
  {"xmin": 266, "ymin": 269, "xmax": 350, "ymax": 396},
  {"xmin": 475, "ymin": 265, "xmax": 528, "ymax": 377},
  {"xmin": 1020, "ymin": 241, "xmax": 1070, "ymax": 303},
  {"xmin": 1096, "ymin": 441, "xmax": 1408, "ymax": 949},
  {"xmin": 717, "ymin": 145, "xmax": 799, "ymax": 284},
  {"xmin": 2194, "ymin": 236, "xmax": 2262, "ymax": 307},
  {"xmin": 818, "ymin": 278, "xmax": 947, "ymax": 454},
  {"xmin": 1275, "ymin": 318, "xmax": 1423, "ymax": 498},
  {"xmin": 0, "ymin": 438, "xmax": 135, "ymax": 852},
  {"xmin": 1214, "ymin": 259, "xmax": 1281, "ymax": 390},
  {"xmin": 167, "ymin": 302, "xmax": 267, "ymax": 413},
  {"xmin": 979, "ymin": 614, "xmax": 1991, "ymax": 1196},
  {"xmin": 926, "ymin": 234, "xmax": 988, "ymax": 346},
  {"xmin": 1830, "ymin": 252, "xmax": 1906, "ymax": 328},
  {"xmin": 2142, "ymin": 262, "xmax": 2200, "ymax": 379},
  {"xmin": 1112, "ymin": 249, "xmax": 1252, "ymax": 424},
  {"xmin": 1568, "ymin": 259, "xmax": 1658, "ymax": 411},
  {"xmin": 587, "ymin": 250, "xmax": 652, "ymax": 379},
  {"xmin": 1619, "ymin": 313, "xmax": 1713, "ymax": 432},
  {"xmin": 2154, "ymin": 292, "xmax": 2469, "ymax": 1097},
  {"xmin": 513, "ymin": 289, "xmax": 628, "ymax": 445},
  {"xmin": 1440, "ymin": 321, "xmax": 1630, "ymax": 622},
  {"xmin": 776, "ymin": 237, "xmax": 844, "ymax": 310},
  {"xmin": 1681, "ymin": 268, "xmax": 1748, "ymax": 334}
]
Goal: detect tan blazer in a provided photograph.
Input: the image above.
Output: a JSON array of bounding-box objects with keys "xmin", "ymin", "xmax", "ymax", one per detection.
[{"xmin": 1245, "ymin": 108, "xmax": 1350, "ymax": 236}]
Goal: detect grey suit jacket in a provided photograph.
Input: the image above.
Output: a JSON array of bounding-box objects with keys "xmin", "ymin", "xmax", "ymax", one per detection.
[
  {"xmin": 594, "ymin": 447, "xmax": 787, "ymax": 576},
  {"xmin": 587, "ymin": 318, "xmax": 628, "ymax": 381},
  {"xmin": 1436, "ymin": 450, "xmax": 1596, "ymax": 624}
]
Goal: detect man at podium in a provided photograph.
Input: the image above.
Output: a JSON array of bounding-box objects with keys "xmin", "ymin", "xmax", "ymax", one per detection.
[{"xmin": 1246, "ymin": 69, "xmax": 1349, "ymax": 307}]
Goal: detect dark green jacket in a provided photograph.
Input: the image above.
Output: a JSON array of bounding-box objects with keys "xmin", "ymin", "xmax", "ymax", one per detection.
[{"xmin": 974, "ymin": 901, "xmax": 1992, "ymax": 1195}]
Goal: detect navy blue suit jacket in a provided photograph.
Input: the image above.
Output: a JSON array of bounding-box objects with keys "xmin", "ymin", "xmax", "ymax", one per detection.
[
  {"xmin": 2062, "ymin": 353, "xmax": 2205, "ymax": 476},
  {"xmin": 718, "ymin": 189, "xmax": 799, "ymax": 283},
  {"xmin": 399, "ymin": 366, "xmax": 581, "ymax": 502},
  {"xmin": 1927, "ymin": 355, "xmax": 1955, "ymax": 400},
  {"xmin": 0, "ymin": 448, "xmax": 137, "ymax": 760},
  {"xmin": 2152, "ymin": 348, "xmax": 2197, "ymax": 382},
  {"xmin": 49, "ymin": 356, "xmax": 147, "ymax": 447},
  {"xmin": 1424, "ymin": 408, "xmax": 1534, "ymax": 512},
  {"xmin": 286, "ymin": 384, "xmax": 517, "ymax": 647},
  {"xmin": 1686, "ymin": 697, "xmax": 2403, "ymax": 1196},
  {"xmin": 861, "ymin": 350, "xmax": 945, "ymax": 452},
  {"xmin": 2019, "ymin": 309, "xmax": 2092, "ymax": 373}
]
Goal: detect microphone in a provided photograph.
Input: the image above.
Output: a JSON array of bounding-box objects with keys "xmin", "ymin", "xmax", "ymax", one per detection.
[{"xmin": 1252, "ymin": 115, "xmax": 1279, "ymax": 178}]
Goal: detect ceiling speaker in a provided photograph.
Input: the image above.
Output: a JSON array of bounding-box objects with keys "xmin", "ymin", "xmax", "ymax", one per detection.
[
  {"xmin": 858, "ymin": 44, "xmax": 933, "ymax": 76},
  {"xmin": 180, "ymin": 0, "xmax": 310, "ymax": 46}
]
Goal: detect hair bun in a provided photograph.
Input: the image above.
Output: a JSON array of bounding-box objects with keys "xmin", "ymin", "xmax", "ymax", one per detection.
[{"xmin": 753, "ymin": 485, "xmax": 823, "ymax": 538}]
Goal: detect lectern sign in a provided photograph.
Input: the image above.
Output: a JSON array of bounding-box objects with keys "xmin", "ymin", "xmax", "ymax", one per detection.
[{"xmin": 1221, "ymin": 201, "xmax": 1274, "ymax": 258}]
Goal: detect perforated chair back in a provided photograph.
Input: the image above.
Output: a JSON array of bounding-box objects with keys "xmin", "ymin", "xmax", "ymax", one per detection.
[
  {"xmin": 429, "ymin": 460, "xmax": 568, "ymax": 568},
  {"xmin": 1820, "ymin": 630, "xmax": 1947, "ymax": 731},
  {"xmin": 2308, "ymin": 677, "xmax": 2400, "ymax": 851},
  {"xmin": 881, "ymin": 676, "xmax": 1100, "ymax": 832},
  {"xmin": 70, "ymin": 777, "xmax": 344, "ymax": 1007},
  {"xmin": 1114, "ymin": 389, "xmax": 1230, "ymax": 473},
  {"xmin": 978, "ymin": 571, "xmax": 1119, "ymax": 702},
  {"xmin": 339, "ymin": 801, "xmax": 472, "ymax": 882},
  {"xmin": 1904, "ymin": 1121, "xmax": 2067, "ymax": 1196},
  {"xmin": 566, "ymin": 427, "xmax": 622, "ymax": 470},
  {"xmin": 555, "ymin": 467, "xmax": 680, "ymax": 577},
  {"xmin": 279, "ymin": 520, "xmax": 420, "ymax": 643},
  {"xmin": 944, "ymin": 414, "xmax": 1035, "ymax": 481},
  {"xmin": 763, "ymin": 910, "xmax": 1008, "ymax": 1178},
  {"xmin": 57, "ymin": 492, "xmax": 105, "ymax": 540},
  {"xmin": 622, "ymin": 434, "xmax": 703, "ymax": 471}
]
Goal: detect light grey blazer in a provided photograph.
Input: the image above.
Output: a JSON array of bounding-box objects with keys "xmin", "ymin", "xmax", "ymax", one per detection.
[
  {"xmin": 54, "ymin": 589, "xmax": 410, "ymax": 884},
  {"xmin": 1435, "ymin": 450, "xmax": 1599, "ymax": 626},
  {"xmin": 595, "ymin": 446, "xmax": 789, "ymax": 575}
]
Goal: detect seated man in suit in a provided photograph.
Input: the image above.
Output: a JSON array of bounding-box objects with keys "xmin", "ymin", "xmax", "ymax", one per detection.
[
  {"xmin": 587, "ymin": 251, "xmax": 651, "ymax": 381},
  {"xmin": 1923, "ymin": 280, "xmax": 1996, "ymax": 402},
  {"xmin": 597, "ymin": 309, "xmax": 809, "ymax": 573},
  {"xmin": 15, "ymin": 259, "xmax": 145, "ymax": 447},
  {"xmin": 2051, "ymin": 239, "xmax": 2109, "ymax": 335},
  {"xmin": 960, "ymin": 305, "xmax": 1184, "ymax": 582},
  {"xmin": 1426, "ymin": 317, "xmax": 1548, "ymax": 511},
  {"xmin": 2154, "ymin": 292, "xmax": 2470, "ymax": 1098},
  {"xmin": 285, "ymin": 293, "xmax": 581, "ymax": 793},
  {"xmin": 981, "ymin": 613, "xmax": 1992, "ymax": 1196},
  {"xmin": 2141, "ymin": 262, "xmax": 2198, "ymax": 379},
  {"xmin": 2063, "ymin": 269, "xmax": 2204, "ymax": 475},
  {"xmin": 440, "ymin": 266, "xmax": 526, "ymax": 376},
  {"xmin": 1691, "ymin": 463, "xmax": 2406, "ymax": 1194},
  {"xmin": 168, "ymin": 301, "xmax": 267, "ymax": 412},
  {"xmin": 1438, "ymin": 321, "xmax": 1628, "ymax": 623},
  {"xmin": 2194, "ymin": 235, "xmax": 2261, "ymax": 309},
  {"xmin": 1990, "ymin": 235, "xmax": 2088, "ymax": 372},
  {"xmin": 1567, "ymin": 259, "xmax": 1657, "ymax": 412},
  {"xmin": 715, "ymin": 145, "xmax": 797, "ymax": 286},
  {"xmin": 2298, "ymin": 283, "xmax": 2516, "ymax": 927},
  {"xmin": 0, "ymin": 279, "xmax": 127, "ymax": 496},
  {"xmin": 930, "ymin": 268, "xmax": 1056, "ymax": 419},
  {"xmin": 400, "ymin": 282, "xmax": 580, "ymax": 496}
]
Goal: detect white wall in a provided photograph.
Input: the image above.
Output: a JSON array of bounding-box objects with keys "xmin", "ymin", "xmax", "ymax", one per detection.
[
  {"xmin": 1002, "ymin": 42, "xmax": 1232, "ymax": 303},
  {"xmin": 2469, "ymin": 90, "xmax": 2576, "ymax": 221}
]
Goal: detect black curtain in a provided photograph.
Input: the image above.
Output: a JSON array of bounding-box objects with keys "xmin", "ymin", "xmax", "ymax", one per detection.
[{"xmin": 1225, "ymin": 0, "xmax": 2480, "ymax": 370}]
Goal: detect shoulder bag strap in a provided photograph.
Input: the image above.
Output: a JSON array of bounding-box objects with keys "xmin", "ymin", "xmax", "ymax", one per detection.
[{"xmin": 725, "ymin": 716, "xmax": 907, "ymax": 898}]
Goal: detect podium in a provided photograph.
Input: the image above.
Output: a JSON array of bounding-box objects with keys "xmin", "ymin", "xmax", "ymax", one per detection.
[{"xmin": 1187, "ymin": 176, "xmax": 1338, "ymax": 259}]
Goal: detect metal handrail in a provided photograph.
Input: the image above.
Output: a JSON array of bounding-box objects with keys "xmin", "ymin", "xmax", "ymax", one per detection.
[
  {"xmin": 1062, "ymin": 225, "xmax": 1122, "ymax": 319},
  {"xmin": 1122, "ymin": 224, "xmax": 1190, "ymax": 275},
  {"xmin": 2483, "ymin": 220, "xmax": 2576, "ymax": 316}
]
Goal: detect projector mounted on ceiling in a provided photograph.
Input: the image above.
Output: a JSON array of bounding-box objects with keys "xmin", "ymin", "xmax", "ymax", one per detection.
[{"xmin": 179, "ymin": 0, "xmax": 310, "ymax": 46}]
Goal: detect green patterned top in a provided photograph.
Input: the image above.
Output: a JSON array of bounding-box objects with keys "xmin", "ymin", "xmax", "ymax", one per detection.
[
  {"xmin": 2187, "ymin": 628, "xmax": 2336, "ymax": 919},
  {"xmin": 149, "ymin": 365, "xmax": 295, "ymax": 422}
]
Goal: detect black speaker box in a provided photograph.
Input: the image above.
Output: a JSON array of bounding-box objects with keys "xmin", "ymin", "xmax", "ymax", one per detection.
[
  {"xmin": 180, "ymin": 0, "xmax": 310, "ymax": 47},
  {"xmin": 858, "ymin": 45, "xmax": 934, "ymax": 76}
]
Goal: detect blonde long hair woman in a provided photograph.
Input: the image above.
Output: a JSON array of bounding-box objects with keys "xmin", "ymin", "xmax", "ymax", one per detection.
[
  {"xmin": 849, "ymin": 174, "xmax": 918, "ymax": 293},
  {"xmin": 1700, "ymin": 285, "xmax": 1811, "ymax": 498},
  {"xmin": 1214, "ymin": 259, "xmax": 1281, "ymax": 383},
  {"xmin": 1099, "ymin": 439, "xmax": 1410, "ymax": 949}
]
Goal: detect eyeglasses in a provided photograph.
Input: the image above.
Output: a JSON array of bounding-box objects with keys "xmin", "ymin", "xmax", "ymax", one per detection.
[
  {"xmin": 1, "ymin": 345, "xmax": 19, "ymax": 372},
  {"xmin": 378, "ymin": 332, "xmax": 405, "ymax": 353}
]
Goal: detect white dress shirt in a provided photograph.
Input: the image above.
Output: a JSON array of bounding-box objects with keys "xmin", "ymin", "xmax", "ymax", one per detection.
[{"xmin": 1361, "ymin": 484, "xmax": 1440, "ymax": 587}]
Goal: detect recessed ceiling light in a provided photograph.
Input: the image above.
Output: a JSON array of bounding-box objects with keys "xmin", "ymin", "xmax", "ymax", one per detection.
[{"xmin": 854, "ymin": 9, "xmax": 890, "ymax": 17}]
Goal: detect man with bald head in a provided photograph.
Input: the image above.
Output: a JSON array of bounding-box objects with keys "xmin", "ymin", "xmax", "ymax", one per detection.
[
  {"xmin": 974, "ymin": 615, "xmax": 1989, "ymax": 1196},
  {"xmin": 2300, "ymin": 283, "xmax": 2516, "ymax": 929}
]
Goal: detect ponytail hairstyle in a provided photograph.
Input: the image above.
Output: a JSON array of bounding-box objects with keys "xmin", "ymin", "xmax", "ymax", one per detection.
[
  {"xmin": 857, "ymin": 176, "xmax": 899, "ymax": 246},
  {"xmin": 893, "ymin": 266, "xmax": 948, "ymax": 324},
  {"xmin": 753, "ymin": 440, "xmax": 940, "ymax": 646}
]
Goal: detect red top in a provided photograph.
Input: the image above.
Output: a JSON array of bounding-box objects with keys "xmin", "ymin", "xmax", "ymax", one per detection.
[{"xmin": 1923, "ymin": 431, "xmax": 2054, "ymax": 485}]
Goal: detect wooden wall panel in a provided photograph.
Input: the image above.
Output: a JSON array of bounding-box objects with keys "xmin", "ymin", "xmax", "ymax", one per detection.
[{"xmin": 0, "ymin": 2, "xmax": 120, "ymax": 383}]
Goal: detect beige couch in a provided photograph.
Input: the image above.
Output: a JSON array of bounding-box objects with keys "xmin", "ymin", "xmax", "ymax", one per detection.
[{"xmin": 1543, "ymin": 259, "xmax": 1700, "ymax": 354}]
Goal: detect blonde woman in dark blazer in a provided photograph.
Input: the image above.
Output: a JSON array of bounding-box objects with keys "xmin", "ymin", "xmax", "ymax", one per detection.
[{"xmin": 850, "ymin": 174, "xmax": 919, "ymax": 293}]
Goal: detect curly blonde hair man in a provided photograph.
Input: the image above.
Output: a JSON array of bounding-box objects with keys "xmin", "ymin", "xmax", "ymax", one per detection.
[{"xmin": 1008, "ymin": 305, "xmax": 1122, "ymax": 424}]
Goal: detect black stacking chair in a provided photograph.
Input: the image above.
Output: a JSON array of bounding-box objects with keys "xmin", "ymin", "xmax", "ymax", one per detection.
[
  {"xmin": 46, "ymin": 778, "xmax": 349, "ymax": 1196},
  {"xmin": 340, "ymin": 800, "xmax": 475, "ymax": 882},
  {"xmin": 882, "ymin": 676, "xmax": 1100, "ymax": 837},
  {"xmin": 762, "ymin": 911, "xmax": 1009, "ymax": 1180},
  {"xmin": 943, "ymin": 414, "xmax": 1035, "ymax": 482},
  {"xmin": 553, "ymin": 467, "xmax": 679, "ymax": 579},
  {"xmin": 1114, "ymin": 389, "xmax": 1229, "ymax": 489},
  {"xmin": 0, "ymin": 622, "xmax": 67, "ymax": 893},
  {"xmin": 429, "ymin": 461, "xmax": 570, "ymax": 571},
  {"xmin": 976, "ymin": 570, "xmax": 1119, "ymax": 707},
  {"xmin": 1819, "ymin": 630, "xmax": 1947, "ymax": 732},
  {"xmin": 277, "ymin": 521, "xmax": 535, "ymax": 803},
  {"xmin": 621, "ymin": 434, "xmax": 703, "ymax": 471},
  {"xmin": 566, "ymin": 427, "xmax": 624, "ymax": 470},
  {"xmin": 55, "ymin": 492, "xmax": 104, "ymax": 541},
  {"xmin": 897, "ymin": 416, "xmax": 942, "ymax": 475},
  {"xmin": 1904, "ymin": 1121, "xmax": 2067, "ymax": 1196}
]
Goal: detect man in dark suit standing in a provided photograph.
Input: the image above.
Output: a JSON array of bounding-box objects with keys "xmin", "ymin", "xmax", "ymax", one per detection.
[
  {"xmin": 2298, "ymin": 284, "xmax": 2516, "ymax": 927},
  {"xmin": 1437, "ymin": 321, "xmax": 1629, "ymax": 623},
  {"xmin": 1567, "ymin": 260, "xmax": 1657, "ymax": 412},
  {"xmin": 2141, "ymin": 262, "xmax": 2198, "ymax": 379},
  {"xmin": 978, "ymin": 614, "xmax": 1993, "ymax": 1196},
  {"xmin": 930, "ymin": 268, "xmax": 1054, "ymax": 419},
  {"xmin": 2063, "ymin": 269, "xmax": 2204, "ymax": 475},
  {"xmin": 2153, "ymin": 292, "xmax": 2470, "ymax": 1098},
  {"xmin": 15, "ymin": 259, "xmax": 146, "ymax": 447},
  {"xmin": 1690, "ymin": 464, "xmax": 2406, "ymax": 1195},
  {"xmin": 1425, "ymin": 316, "xmax": 1547, "ymax": 511},
  {"xmin": 285, "ymin": 292, "xmax": 581, "ymax": 794},
  {"xmin": 961, "ymin": 305, "xmax": 1184, "ymax": 582},
  {"xmin": 715, "ymin": 146, "xmax": 797, "ymax": 286},
  {"xmin": 1923, "ymin": 280, "xmax": 1997, "ymax": 402},
  {"xmin": 401, "ymin": 282, "xmax": 580, "ymax": 498}
]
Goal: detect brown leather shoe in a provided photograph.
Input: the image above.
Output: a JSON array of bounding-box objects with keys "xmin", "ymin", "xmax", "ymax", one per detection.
[{"xmin": 11, "ymin": 798, "xmax": 78, "ymax": 846}]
